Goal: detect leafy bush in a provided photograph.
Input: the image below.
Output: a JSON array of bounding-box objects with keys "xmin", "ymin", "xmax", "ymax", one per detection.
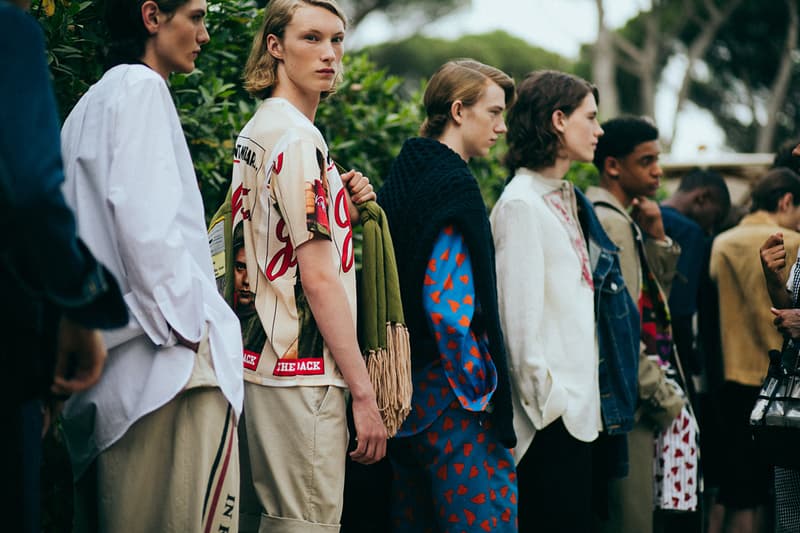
[
  {"xmin": 565, "ymin": 161, "xmax": 601, "ymax": 192},
  {"xmin": 318, "ymin": 54, "xmax": 422, "ymax": 186},
  {"xmin": 35, "ymin": 0, "xmax": 106, "ymax": 116}
]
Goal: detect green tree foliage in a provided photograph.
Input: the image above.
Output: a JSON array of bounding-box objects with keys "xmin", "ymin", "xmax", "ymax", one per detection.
[
  {"xmin": 338, "ymin": 0, "xmax": 470, "ymax": 28},
  {"xmin": 35, "ymin": 0, "xmax": 106, "ymax": 117},
  {"xmin": 566, "ymin": 162, "xmax": 600, "ymax": 192},
  {"xmin": 317, "ymin": 54, "xmax": 422, "ymax": 187},
  {"xmin": 33, "ymin": 0, "xmax": 446, "ymax": 216},
  {"xmin": 363, "ymin": 30, "xmax": 574, "ymax": 88},
  {"xmin": 170, "ymin": 0, "xmax": 262, "ymax": 215},
  {"xmin": 689, "ymin": 0, "xmax": 800, "ymax": 151},
  {"xmin": 579, "ymin": 0, "xmax": 789, "ymax": 151}
]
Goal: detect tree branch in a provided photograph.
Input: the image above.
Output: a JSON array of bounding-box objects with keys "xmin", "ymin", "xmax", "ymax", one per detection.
[
  {"xmin": 703, "ymin": 0, "xmax": 720, "ymax": 19},
  {"xmin": 613, "ymin": 32, "xmax": 647, "ymax": 65},
  {"xmin": 668, "ymin": 0, "xmax": 744, "ymax": 145},
  {"xmin": 757, "ymin": 0, "xmax": 798, "ymax": 151}
]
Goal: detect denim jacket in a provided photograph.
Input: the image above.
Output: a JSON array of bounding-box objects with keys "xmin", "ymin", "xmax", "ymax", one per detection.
[{"xmin": 575, "ymin": 188, "xmax": 639, "ymax": 435}]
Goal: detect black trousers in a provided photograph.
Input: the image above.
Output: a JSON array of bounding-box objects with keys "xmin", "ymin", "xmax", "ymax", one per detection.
[
  {"xmin": 2, "ymin": 401, "xmax": 43, "ymax": 533},
  {"xmin": 517, "ymin": 418, "xmax": 594, "ymax": 533}
]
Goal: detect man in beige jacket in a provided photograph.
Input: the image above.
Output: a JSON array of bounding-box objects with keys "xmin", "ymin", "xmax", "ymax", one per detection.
[{"xmin": 711, "ymin": 167, "xmax": 800, "ymax": 533}]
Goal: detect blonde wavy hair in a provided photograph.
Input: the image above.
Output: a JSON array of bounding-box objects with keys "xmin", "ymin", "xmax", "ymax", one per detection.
[{"xmin": 243, "ymin": 0, "xmax": 348, "ymax": 100}]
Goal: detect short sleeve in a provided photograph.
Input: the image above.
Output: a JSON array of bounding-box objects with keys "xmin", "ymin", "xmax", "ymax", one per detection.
[{"xmin": 271, "ymin": 137, "xmax": 331, "ymax": 249}]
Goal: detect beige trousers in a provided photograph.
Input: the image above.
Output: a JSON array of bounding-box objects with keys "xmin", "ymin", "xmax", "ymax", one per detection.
[
  {"xmin": 239, "ymin": 383, "xmax": 348, "ymax": 533},
  {"xmin": 74, "ymin": 338, "xmax": 239, "ymax": 533},
  {"xmin": 599, "ymin": 421, "xmax": 656, "ymax": 533}
]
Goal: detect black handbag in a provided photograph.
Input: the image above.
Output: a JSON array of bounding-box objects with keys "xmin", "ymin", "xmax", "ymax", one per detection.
[{"xmin": 749, "ymin": 339, "xmax": 800, "ymax": 468}]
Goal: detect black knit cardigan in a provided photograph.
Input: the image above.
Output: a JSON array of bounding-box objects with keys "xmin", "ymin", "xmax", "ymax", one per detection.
[{"xmin": 377, "ymin": 137, "xmax": 516, "ymax": 448}]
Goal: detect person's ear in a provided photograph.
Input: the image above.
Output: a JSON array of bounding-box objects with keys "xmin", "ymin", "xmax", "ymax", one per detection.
[
  {"xmin": 551, "ymin": 109, "xmax": 567, "ymax": 134},
  {"xmin": 779, "ymin": 191, "xmax": 795, "ymax": 212},
  {"xmin": 449, "ymin": 100, "xmax": 464, "ymax": 126},
  {"xmin": 266, "ymin": 34, "xmax": 284, "ymax": 60},
  {"xmin": 141, "ymin": 1, "xmax": 160, "ymax": 35},
  {"xmin": 605, "ymin": 156, "xmax": 621, "ymax": 178}
]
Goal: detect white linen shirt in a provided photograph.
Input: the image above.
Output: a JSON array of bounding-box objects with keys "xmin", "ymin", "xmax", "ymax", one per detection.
[
  {"xmin": 59, "ymin": 64, "xmax": 243, "ymax": 478},
  {"xmin": 490, "ymin": 168, "xmax": 601, "ymax": 460}
]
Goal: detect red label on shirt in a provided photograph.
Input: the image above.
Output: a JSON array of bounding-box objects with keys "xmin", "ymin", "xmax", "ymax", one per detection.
[
  {"xmin": 272, "ymin": 358, "xmax": 325, "ymax": 376},
  {"xmin": 243, "ymin": 349, "xmax": 261, "ymax": 371}
]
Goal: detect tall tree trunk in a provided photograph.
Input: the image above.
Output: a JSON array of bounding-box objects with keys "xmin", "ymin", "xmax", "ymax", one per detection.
[
  {"xmin": 593, "ymin": 0, "xmax": 620, "ymax": 119},
  {"xmin": 612, "ymin": 5, "xmax": 667, "ymax": 120},
  {"xmin": 667, "ymin": 0, "xmax": 744, "ymax": 148},
  {"xmin": 639, "ymin": 12, "xmax": 660, "ymax": 119},
  {"xmin": 756, "ymin": 0, "xmax": 798, "ymax": 152}
]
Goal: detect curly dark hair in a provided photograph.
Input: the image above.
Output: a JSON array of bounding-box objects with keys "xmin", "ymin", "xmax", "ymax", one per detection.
[
  {"xmin": 505, "ymin": 70, "xmax": 597, "ymax": 173},
  {"xmin": 592, "ymin": 116, "xmax": 658, "ymax": 173}
]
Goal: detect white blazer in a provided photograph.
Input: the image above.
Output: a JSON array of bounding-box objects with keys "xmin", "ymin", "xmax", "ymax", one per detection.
[{"xmin": 491, "ymin": 168, "xmax": 601, "ymax": 460}]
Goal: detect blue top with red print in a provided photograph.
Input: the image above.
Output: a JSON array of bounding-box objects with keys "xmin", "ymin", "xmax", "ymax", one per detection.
[{"xmin": 396, "ymin": 225, "xmax": 497, "ymax": 437}]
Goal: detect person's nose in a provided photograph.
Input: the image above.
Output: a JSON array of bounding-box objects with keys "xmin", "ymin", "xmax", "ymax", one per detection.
[
  {"xmin": 653, "ymin": 163, "xmax": 663, "ymax": 178},
  {"xmin": 198, "ymin": 23, "xmax": 210, "ymax": 45},
  {"xmin": 321, "ymin": 40, "xmax": 336, "ymax": 62}
]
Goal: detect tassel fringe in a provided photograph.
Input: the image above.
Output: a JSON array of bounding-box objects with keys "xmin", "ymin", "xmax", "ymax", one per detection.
[{"xmin": 366, "ymin": 322, "xmax": 412, "ymax": 437}]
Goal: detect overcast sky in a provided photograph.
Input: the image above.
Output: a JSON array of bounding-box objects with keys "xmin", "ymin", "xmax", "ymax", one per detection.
[
  {"xmin": 351, "ymin": 0, "xmax": 641, "ymax": 58},
  {"xmin": 350, "ymin": 0, "xmax": 729, "ymax": 157}
]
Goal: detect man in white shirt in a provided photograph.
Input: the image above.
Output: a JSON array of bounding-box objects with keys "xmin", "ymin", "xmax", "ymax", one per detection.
[{"xmin": 59, "ymin": 1, "xmax": 243, "ymax": 531}]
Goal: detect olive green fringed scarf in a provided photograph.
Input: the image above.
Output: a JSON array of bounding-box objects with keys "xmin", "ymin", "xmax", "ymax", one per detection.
[{"xmin": 358, "ymin": 200, "xmax": 412, "ymax": 437}]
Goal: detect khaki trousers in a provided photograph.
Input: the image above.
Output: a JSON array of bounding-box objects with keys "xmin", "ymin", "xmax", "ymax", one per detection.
[
  {"xmin": 599, "ymin": 421, "xmax": 655, "ymax": 533},
  {"xmin": 74, "ymin": 338, "xmax": 239, "ymax": 533},
  {"xmin": 239, "ymin": 383, "xmax": 347, "ymax": 533}
]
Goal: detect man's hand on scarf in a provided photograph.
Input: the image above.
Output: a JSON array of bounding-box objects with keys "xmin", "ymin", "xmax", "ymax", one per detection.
[
  {"xmin": 341, "ymin": 169, "xmax": 376, "ymax": 224},
  {"xmin": 51, "ymin": 316, "xmax": 107, "ymax": 396}
]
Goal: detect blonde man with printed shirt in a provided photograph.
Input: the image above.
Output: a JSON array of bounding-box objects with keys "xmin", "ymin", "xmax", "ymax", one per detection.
[{"xmin": 233, "ymin": 1, "xmax": 385, "ymax": 531}]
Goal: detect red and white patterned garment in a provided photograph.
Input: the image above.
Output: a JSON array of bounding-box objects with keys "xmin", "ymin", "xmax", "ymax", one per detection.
[
  {"xmin": 653, "ymin": 404, "xmax": 699, "ymax": 511},
  {"xmin": 542, "ymin": 188, "xmax": 594, "ymax": 290},
  {"xmin": 232, "ymin": 97, "xmax": 354, "ymax": 388}
]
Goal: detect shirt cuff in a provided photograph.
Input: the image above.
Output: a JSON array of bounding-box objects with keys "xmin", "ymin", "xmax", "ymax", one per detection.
[{"xmin": 651, "ymin": 236, "xmax": 674, "ymax": 248}]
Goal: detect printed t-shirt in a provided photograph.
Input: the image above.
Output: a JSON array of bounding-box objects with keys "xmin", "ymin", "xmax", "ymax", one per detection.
[{"xmin": 232, "ymin": 98, "xmax": 354, "ymax": 388}]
